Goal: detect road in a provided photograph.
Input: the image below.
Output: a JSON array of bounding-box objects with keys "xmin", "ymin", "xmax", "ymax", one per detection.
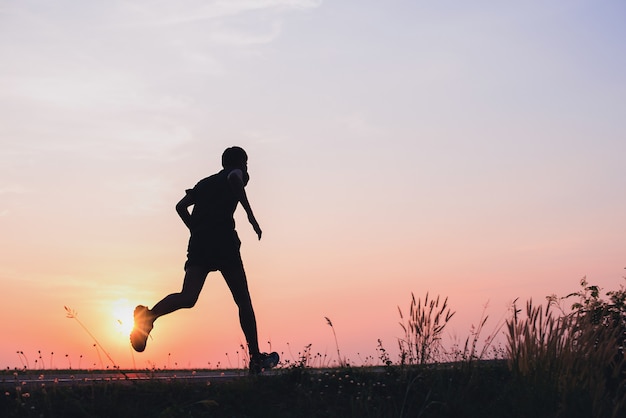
[{"xmin": 1, "ymin": 369, "xmax": 267, "ymax": 389}]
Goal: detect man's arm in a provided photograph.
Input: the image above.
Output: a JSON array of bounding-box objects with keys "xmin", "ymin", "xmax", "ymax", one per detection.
[
  {"xmin": 176, "ymin": 192, "xmax": 195, "ymax": 230},
  {"xmin": 228, "ymin": 170, "xmax": 262, "ymax": 240}
]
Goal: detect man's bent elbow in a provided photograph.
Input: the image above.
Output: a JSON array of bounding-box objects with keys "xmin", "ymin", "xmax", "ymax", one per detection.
[{"xmin": 176, "ymin": 202, "xmax": 189, "ymax": 216}]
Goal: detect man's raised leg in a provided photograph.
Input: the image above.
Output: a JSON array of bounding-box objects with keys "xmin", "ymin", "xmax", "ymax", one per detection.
[{"xmin": 131, "ymin": 265, "xmax": 209, "ymax": 352}]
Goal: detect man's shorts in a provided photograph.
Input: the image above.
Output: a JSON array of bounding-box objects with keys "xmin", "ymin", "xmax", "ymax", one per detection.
[{"xmin": 185, "ymin": 229, "xmax": 243, "ymax": 272}]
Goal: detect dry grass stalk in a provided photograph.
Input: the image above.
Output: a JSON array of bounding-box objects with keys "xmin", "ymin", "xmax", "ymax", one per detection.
[{"xmin": 398, "ymin": 292, "xmax": 455, "ymax": 365}]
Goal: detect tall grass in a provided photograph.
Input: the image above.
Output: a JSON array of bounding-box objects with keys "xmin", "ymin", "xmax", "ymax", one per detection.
[
  {"xmin": 506, "ymin": 279, "xmax": 626, "ymax": 418},
  {"xmin": 397, "ymin": 292, "xmax": 455, "ymax": 365}
]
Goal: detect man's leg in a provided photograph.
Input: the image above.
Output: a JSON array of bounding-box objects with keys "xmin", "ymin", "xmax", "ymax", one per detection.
[
  {"xmin": 150, "ymin": 265, "xmax": 209, "ymax": 318},
  {"xmin": 131, "ymin": 265, "xmax": 209, "ymax": 352},
  {"xmin": 221, "ymin": 263, "xmax": 260, "ymax": 356}
]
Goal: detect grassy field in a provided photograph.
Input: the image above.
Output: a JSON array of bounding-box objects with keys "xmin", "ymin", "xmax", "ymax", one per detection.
[
  {"xmin": 0, "ymin": 360, "xmax": 622, "ymax": 418},
  {"xmin": 2, "ymin": 278, "xmax": 624, "ymax": 417},
  {"xmin": 0, "ymin": 363, "xmax": 507, "ymax": 417}
]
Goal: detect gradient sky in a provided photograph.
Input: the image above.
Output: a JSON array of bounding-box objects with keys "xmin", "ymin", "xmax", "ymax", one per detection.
[{"xmin": 1, "ymin": 0, "xmax": 625, "ymax": 370}]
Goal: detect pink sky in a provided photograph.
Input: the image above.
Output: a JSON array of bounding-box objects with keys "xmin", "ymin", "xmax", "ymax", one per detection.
[{"xmin": 1, "ymin": 1, "xmax": 625, "ymax": 370}]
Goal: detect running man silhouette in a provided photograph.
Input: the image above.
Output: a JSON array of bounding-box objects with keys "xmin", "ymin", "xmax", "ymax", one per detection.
[{"xmin": 130, "ymin": 146, "xmax": 278, "ymax": 374}]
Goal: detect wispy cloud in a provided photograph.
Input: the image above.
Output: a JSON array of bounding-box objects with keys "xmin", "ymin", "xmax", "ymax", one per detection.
[
  {"xmin": 0, "ymin": 185, "xmax": 28, "ymax": 218},
  {"xmin": 207, "ymin": 20, "xmax": 283, "ymax": 46},
  {"xmin": 0, "ymin": 0, "xmax": 323, "ymax": 110},
  {"xmin": 103, "ymin": 177, "xmax": 174, "ymax": 215},
  {"xmin": 118, "ymin": 0, "xmax": 322, "ymax": 27},
  {"xmin": 0, "ymin": 185, "xmax": 29, "ymax": 195},
  {"xmin": 341, "ymin": 112, "xmax": 386, "ymax": 138},
  {"xmin": 1, "ymin": 72, "xmax": 194, "ymax": 112},
  {"xmin": 111, "ymin": 0, "xmax": 322, "ymax": 52}
]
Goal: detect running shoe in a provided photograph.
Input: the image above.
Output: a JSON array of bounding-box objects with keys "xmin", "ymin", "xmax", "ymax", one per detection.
[
  {"xmin": 130, "ymin": 305, "xmax": 154, "ymax": 352},
  {"xmin": 249, "ymin": 352, "xmax": 280, "ymax": 375}
]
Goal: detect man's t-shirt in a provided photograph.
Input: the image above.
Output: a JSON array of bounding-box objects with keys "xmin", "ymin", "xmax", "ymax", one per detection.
[{"xmin": 186, "ymin": 169, "xmax": 239, "ymax": 234}]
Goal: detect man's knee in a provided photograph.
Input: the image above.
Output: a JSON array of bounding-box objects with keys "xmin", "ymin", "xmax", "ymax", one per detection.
[
  {"xmin": 236, "ymin": 296, "xmax": 254, "ymax": 312},
  {"xmin": 179, "ymin": 293, "xmax": 200, "ymax": 309}
]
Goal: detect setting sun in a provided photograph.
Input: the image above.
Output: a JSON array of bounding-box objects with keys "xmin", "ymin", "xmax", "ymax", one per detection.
[{"xmin": 112, "ymin": 299, "xmax": 135, "ymax": 337}]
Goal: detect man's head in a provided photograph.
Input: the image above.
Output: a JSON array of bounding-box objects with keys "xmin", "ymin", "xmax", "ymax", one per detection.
[{"xmin": 222, "ymin": 146, "xmax": 248, "ymax": 169}]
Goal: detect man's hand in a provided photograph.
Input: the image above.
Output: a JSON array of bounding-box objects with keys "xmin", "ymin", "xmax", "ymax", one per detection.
[{"xmin": 248, "ymin": 214, "xmax": 262, "ymax": 240}]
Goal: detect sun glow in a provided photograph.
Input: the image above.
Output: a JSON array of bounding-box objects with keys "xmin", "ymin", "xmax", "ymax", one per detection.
[{"xmin": 112, "ymin": 299, "xmax": 135, "ymax": 336}]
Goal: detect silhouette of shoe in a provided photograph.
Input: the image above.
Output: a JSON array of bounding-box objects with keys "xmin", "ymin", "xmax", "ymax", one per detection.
[
  {"xmin": 130, "ymin": 305, "xmax": 154, "ymax": 352},
  {"xmin": 249, "ymin": 352, "xmax": 280, "ymax": 375}
]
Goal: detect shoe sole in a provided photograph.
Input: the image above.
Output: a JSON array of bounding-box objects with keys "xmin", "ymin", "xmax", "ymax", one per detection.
[{"xmin": 130, "ymin": 306, "xmax": 152, "ymax": 352}]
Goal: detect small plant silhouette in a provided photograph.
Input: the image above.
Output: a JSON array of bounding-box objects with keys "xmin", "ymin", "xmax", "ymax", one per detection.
[
  {"xmin": 16, "ymin": 351, "xmax": 29, "ymax": 369},
  {"xmin": 325, "ymin": 317, "xmax": 346, "ymax": 367},
  {"xmin": 64, "ymin": 306, "xmax": 126, "ymax": 376}
]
